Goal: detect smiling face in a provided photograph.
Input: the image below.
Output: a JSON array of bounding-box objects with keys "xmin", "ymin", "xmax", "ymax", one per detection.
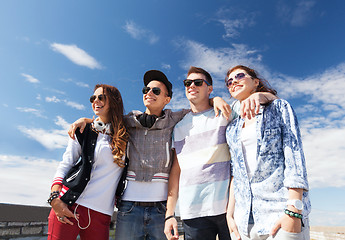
[
  {"xmin": 185, "ymin": 72, "xmax": 212, "ymax": 104},
  {"xmin": 227, "ymin": 69, "xmax": 259, "ymax": 101},
  {"xmin": 92, "ymin": 87, "xmax": 110, "ymax": 122},
  {"xmin": 143, "ymin": 80, "xmax": 171, "ymax": 115}
]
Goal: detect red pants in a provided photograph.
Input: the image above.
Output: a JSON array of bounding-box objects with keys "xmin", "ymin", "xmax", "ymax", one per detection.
[{"xmin": 48, "ymin": 204, "xmax": 111, "ymax": 240}]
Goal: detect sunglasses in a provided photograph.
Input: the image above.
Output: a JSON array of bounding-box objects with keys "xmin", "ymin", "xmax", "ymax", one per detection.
[
  {"xmin": 183, "ymin": 79, "xmax": 211, "ymax": 87},
  {"xmin": 142, "ymin": 86, "xmax": 162, "ymax": 96},
  {"xmin": 90, "ymin": 94, "xmax": 106, "ymax": 103},
  {"xmin": 226, "ymin": 72, "xmax": 247, "ymax": 87}
]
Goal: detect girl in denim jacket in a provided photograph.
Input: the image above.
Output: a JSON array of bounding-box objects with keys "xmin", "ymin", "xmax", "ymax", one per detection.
[{"xmin": 225, "ymin": 65, "xmax": 311, "ymax": 240}]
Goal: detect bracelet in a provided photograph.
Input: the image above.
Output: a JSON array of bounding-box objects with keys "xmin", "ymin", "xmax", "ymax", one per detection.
[
  {"xmin": 284, "ymin": 209, "xmax": 303, "ymax": 219},
  {"xmin": 164, "ymin": 215, "xmax": 175, "ymax": 222},
  {"xmin": 47, "ymin": 191, "xmax": 60, "ymax": 205}
]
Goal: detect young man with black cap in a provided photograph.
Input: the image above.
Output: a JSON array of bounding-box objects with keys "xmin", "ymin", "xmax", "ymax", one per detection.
[{"xmin": 113, "ymin": 70, "xmax": 190, "ymax": 240}]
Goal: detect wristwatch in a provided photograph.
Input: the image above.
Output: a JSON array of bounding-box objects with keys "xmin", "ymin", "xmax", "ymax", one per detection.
[{"xmin": 287, "ymin": 199, "xmax": 303, "ymax": 211}]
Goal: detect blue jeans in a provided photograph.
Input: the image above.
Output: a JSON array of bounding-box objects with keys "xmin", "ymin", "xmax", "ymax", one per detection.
[
  {"xmin": 115, "ymin": 201, "xmax": 167, "ymax": 240},
  {"xmin": 183, "ymin": 213, "xmax": 231, "ymax": 240}
]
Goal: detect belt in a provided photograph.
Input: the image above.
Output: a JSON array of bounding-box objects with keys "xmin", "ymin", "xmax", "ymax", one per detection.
[{"xmin": 123, "ymin": 201, "xmax": 166, "ymax": 207}]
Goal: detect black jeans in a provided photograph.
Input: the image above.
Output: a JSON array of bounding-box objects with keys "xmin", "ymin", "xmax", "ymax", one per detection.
[{"xmin": 183, "ymin": 213, "xmax": 231, "ymax": 240}]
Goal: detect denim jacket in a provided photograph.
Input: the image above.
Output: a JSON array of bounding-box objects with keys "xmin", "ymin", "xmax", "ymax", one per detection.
[{"xmin": 226, "ymin": 99, "xmax": 311, "ymax": 235}]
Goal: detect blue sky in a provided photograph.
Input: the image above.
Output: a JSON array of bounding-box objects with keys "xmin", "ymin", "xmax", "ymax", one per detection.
[{"xmin": 0, "ymin": 0, "xmax": 344, "ymax": 226}]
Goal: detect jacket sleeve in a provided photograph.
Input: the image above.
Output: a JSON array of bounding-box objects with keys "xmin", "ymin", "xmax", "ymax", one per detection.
[
  {"xmin": 278, "ymin": 100, "xmax": 309, "ymax": 191},
  {"xmin": 51, "ymin": 136, "xmax": 82, "ymax": 187}
]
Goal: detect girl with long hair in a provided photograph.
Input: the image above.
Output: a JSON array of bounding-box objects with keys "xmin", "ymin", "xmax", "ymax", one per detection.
[
  {"xmin": 225, "ymin": 65, "xmax": 311, "ymax": 240},
  {"xmin": 47, "ymin": 84, "xmax": 127, "ymax": 240}
]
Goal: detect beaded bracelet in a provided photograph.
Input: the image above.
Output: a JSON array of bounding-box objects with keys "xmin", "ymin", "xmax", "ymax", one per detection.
[
  {"xmin": 284, "ymin": 209, "xmax": 303, "ymax": 219},
  {"xmin": 47, "ymin": 191, "xmax": 60, "ymax": 205}
]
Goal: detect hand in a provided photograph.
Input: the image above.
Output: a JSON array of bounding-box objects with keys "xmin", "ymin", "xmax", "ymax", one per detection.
[
  {"xmin": 164, "ymin": 217, "xmax": 179, "ymax": 240},
  {"xmin": 213, "ymin": 97, "xmax": 232, "ymax": 120},
  {"xmin": 270, "ymin": 214, "xmax": 302, "ymax": 236},
  {"xmin": 68, "ymin": 117, "xmax": 93, "ymax": 140},
  {"xmin": 226, "ymin": 214, "xmax": 241, "ymax": 240},
  {"xmin": 51, "ymin": 198, "xmax": 77, "ymax": 225},
  {"xmin": 240, "ymin": 93, "xmax": 262, "ymax": 119}
]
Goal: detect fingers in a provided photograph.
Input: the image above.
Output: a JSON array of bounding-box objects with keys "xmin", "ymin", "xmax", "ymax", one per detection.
[
  {"xmin": 214, "ymin": 105, "xmax": 220, "ymax": 117},
  {"xmin": 57, "ymin": 215, "xmax": 74, "ymax": 225},
  {"xmin": 221, "ymin": 105, "xmax": 232, "ymax": 120},
  {"xmin": 172, "ymin": 223, "xmax": 179, "ymax": 239},
  {"xmin": 64, "ymin": 217, "xmax": 74, "ymax": 225},
  {"xmin": 232, "ymin": 226, "xmax": 241, "ymax": 240},
  {"xmin": 241, "ymin": 96, "xmax": 261, "ymax": 119},
  {"xmin": 270, "ymin": 222, "xmax": 281, "ymax": 236},
  {"xmin": 228, "ymin": 218, "xmax": 241, "ymax": 240},
  {"xmin": 164, "ymin": 219, "xmax": 179, "ymax": 240},
  {"xmin": 79, "ymin": 122, "xmax": 86, "ymax": 134},
  {"xmin": 68, "ymin": 125, "xmax": 76, "ymax": 140}
]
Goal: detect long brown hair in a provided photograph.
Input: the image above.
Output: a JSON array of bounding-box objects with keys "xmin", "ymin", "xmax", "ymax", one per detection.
[
  {"xmin": 94, "ymin": 84, "xmax": 128, "ymax": 167},
  {"xmin": 225, "ymin": 65, "xmax": 277, "ymax": 96}
]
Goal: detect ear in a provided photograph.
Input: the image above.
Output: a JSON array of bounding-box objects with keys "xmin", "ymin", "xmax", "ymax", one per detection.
[
  {"xmin": 164, "ymin": 96, "xmax": 171, "ymax": 105},
  {"xmin": 207, "ymin": 85, "xmax": 213, "ymax": 95},
  {"xmin": 254, "ymin": 78, "xmax": 259, "ymax": 87}
]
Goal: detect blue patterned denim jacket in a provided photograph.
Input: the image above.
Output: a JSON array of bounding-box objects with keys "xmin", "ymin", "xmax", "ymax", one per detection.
[{"xmin": 226, "ymin": 99, "xmax": 311, "ymax": 235}]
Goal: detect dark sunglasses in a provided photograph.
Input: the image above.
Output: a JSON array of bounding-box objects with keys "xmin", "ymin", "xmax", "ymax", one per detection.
[
  {"xmin": 142, "ymin": 86, "xmax": 161, "ymax": 96},
  {"xmin": 226, "ymin": 72, "xmax": 247, "ymax": 87},
  {"xmin": 183, "ymin": 79, "xmax": 211, "ymax": 87},
  {"xmin": 90, "ymin": 94, "xmax": 106, "ymax": 103}
]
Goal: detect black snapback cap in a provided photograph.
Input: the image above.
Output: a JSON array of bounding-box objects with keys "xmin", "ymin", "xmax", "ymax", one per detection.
[{"xmin": 143, "ymin": 70, "xmax": 173, "ymax": 97}]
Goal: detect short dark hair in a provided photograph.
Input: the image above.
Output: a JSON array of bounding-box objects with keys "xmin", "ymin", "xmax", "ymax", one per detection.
[{"xmin": 187, "ymin": 66, "xmax": 213, "ymax": 85}]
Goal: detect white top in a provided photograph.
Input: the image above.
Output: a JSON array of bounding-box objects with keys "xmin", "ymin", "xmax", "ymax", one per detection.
[
  {"xmin": 173, "ymin": 108, "xmax": 232, "ymax": 220},
  {"xmin": 240, "ymin": 122, "xmax": 258, "ymax": 179},
  {"xmin": 53, "ymin": 133, "xmax": 123, "ymax": 216},
  {"xmin": 122, "ymin": 181, "xmax": 168, "ymax": 202}
]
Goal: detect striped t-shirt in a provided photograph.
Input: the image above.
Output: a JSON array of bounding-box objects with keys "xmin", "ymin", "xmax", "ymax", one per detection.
[{"xmin": 173, "ymin": 108, "xmax": 233, "ymax": 220}]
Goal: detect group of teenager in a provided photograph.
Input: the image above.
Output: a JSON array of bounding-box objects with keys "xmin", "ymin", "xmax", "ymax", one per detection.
[{"xmin": 47, "ymin": 65, "xmax": 311, "ymax": 240}]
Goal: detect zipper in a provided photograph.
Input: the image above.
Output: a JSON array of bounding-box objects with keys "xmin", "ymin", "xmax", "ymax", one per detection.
[{"xmin": 66, "ymin": 169, "xmax": 81, "ymax": 182}]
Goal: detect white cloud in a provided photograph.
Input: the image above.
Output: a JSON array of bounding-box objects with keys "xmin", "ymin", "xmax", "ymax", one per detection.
[
  {"xmin": 0, "ymin": 154, "xmax": 59, "ymax": 206},
  {"xmin": 273, "ymin": 63, "xmax": 345, "ymax": 111},
  {"xmin": 45, "ymin": 96, "xmax": 61, "ymax": 103},
  {"xmin": 123, "ymin": 20, "xmax": 159, "ymax": 44},
  {"xmin": 63, "ymin": 100, "xmax": 85, "ymax": 110},
  {"xmin": 303, "ymin": 127, "xmax": 345, "ymax": 188},
  {"xmin": 18, "ymin": 116, "xmax": 71, "ymax": 150},
  {"xmin": 75, "ymin": 81, "xmax": 90, "ymax": 88},
  {"xmin": 16, "ymin": 107, "xmax": 46, "ymax": 118},
  {"xmin": 61, "ymin": 78, "xmax": 90, "ymax": 88},
  {"xmin": 45, "ymin": 96, "xmax": 85, "ymax": 110},
  {"xmin": 55, "ymin": 116, "xmax": 70, "ymax": 131},
  {"xmin": 168, "ymin": 88, "xmax": 190, "ymax": 110},
  {"xmin": 51, "ymin": 43, "xmax": 102, "ymax": 69},
  {"xmin": 21, "ymin": 73, "xmax": 40, "ymax": 83},
  {"xmin": 215, "ymin": 8, "xmax": 256, "ymax": 39},
  {"xmin": 175, "ymin": 39, "xmax": 263, "ymax": 85},
  {"xmin": 18, "ymin": 126, "xmax": 68, "ymax": 150},
  {"xmin": 276, "ymin": 0, "xmax": 316, "ymax": 27},
  {"xmin": 162, "ymin": 63, "xmax": 171, "ymax": 70}
]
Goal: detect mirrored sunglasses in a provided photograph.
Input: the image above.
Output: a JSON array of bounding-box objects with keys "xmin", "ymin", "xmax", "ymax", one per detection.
[{"xmin": 226, "ymin": 72, "xmax": 247, "ymax": 87}]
